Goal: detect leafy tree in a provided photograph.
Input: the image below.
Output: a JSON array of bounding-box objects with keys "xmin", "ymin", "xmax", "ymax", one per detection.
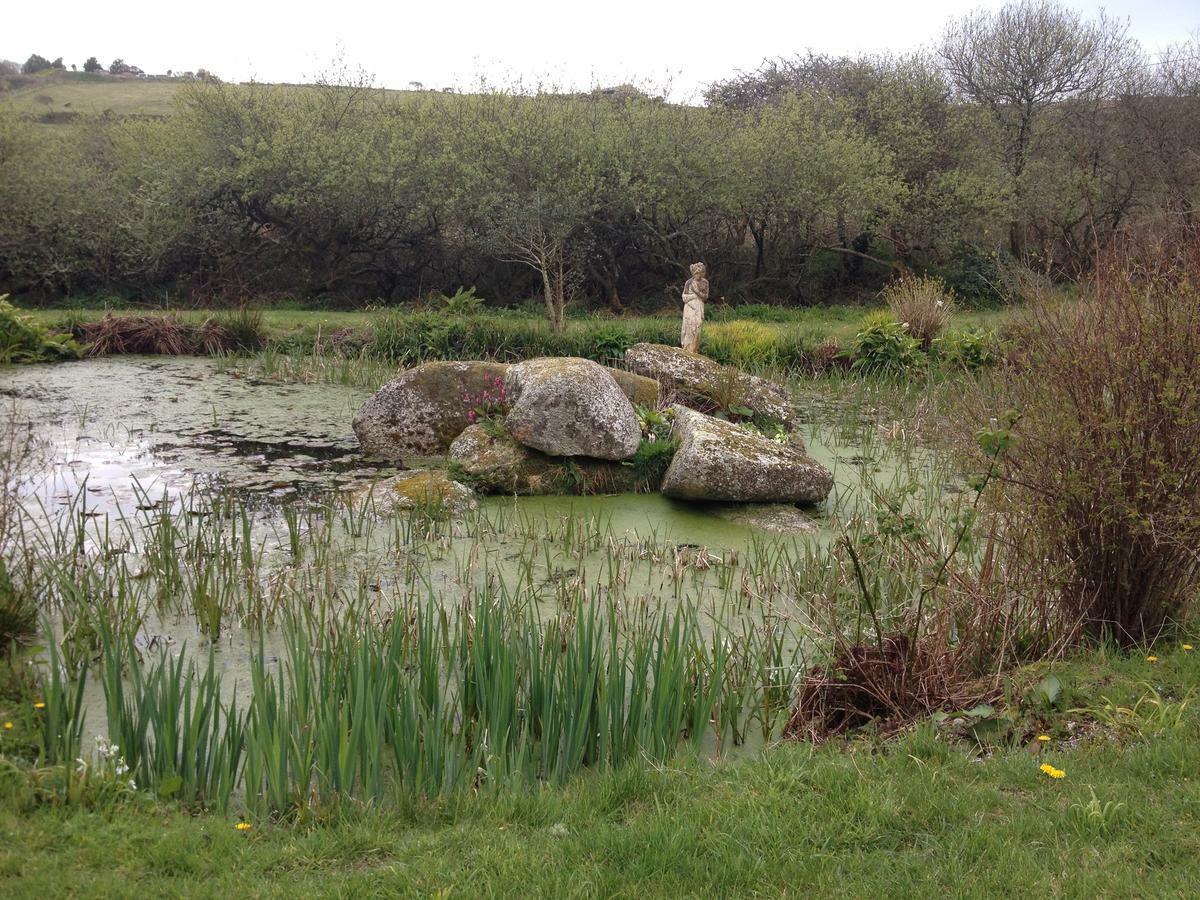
[
  {"xmin": 21, "ymin": 54, "xmax": 52, "ymax": 74},
  {"xmin": 83, "ymin": 57, "xmax": 103, "ymax": 73}
]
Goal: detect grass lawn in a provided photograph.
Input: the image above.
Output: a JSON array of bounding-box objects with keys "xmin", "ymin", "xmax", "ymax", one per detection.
[{"xmin": 2, "ymin": 647, "xmax": 1197, "ymax": 897}]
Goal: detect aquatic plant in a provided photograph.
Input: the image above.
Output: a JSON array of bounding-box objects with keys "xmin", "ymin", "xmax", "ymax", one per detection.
[
  {"xmin": 0, "ymin": 297, "xmax": 80, "ymax": 364},
  {"xmin": 847, "ymin": 312, "xmax": 926, "ymax": 377}
]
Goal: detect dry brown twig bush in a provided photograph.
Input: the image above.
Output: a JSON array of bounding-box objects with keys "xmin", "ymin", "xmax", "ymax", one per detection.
[{"xmin": 882, "ymin": 274, "xmax": 955, "ymax": 349}]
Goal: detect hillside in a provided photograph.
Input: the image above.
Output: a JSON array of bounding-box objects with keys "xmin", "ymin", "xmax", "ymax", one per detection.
[{"xmin": 0, "ymin": 70, "xmax": 185, "ymax": 118}]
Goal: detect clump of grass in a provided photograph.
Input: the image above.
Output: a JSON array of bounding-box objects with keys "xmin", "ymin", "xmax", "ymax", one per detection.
[
  {"xmin": 882, "ymin": 274, "xmax": 954, "ymax": 348},
  {"xmin": 0, "ymin": 561, "xmax": 36, "ymax": 649},
  {"xmin": 76, "ymin": 313, "xmax": 194, "ymax": 355},
  {"xmin": 703, "ymin": 321, "xmax": 781, "ymax": 369},
  {"xmin": 625, "ymin": 438, "xmax": 679, "ymax": 491},
  {"xmin": 212, "ymin": 307, "xmax": 266, "ymax": 352}
]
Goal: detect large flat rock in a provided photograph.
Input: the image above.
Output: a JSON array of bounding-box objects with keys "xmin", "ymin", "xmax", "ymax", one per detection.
[
  {"xmin": 448, "ymin": 424, "xmax": 646, "ymax": 495},
  {"xmin": 624, "ymin": 343, "xmax": 797, "ymax": 429},
  {"xmin": 661, "ymin": 405, "xmax": 832, "ymax": 504}
]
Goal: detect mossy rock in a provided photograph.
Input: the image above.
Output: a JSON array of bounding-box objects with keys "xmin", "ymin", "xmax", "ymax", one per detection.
[
  {"xmin": 624, "ymin": 343, "xmax": 795, "ymax": 427},
  {"xmin": 352, "ymin": 361, "xmax": 510, "ymax": 461},
  {"xmin": 448, "ymin": 424, "xmax": 646, "ymax": 496},
  {"xmin": 661, "ymin": 405, "xmax": 832, "ymax": 504},
  {"xmin": 360, "ymin": 469, "xmax": 478, "ymax": 516}
]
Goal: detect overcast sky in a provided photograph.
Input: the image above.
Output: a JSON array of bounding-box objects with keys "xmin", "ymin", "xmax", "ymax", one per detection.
[{"xmin": 5, "ymin": 0, "xmax": 1198, "ymax": 100}]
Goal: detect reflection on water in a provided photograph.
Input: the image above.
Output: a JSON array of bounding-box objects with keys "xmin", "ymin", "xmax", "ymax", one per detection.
[{"xmin": 1, "ymin": 355, "xmax": 399, "ymax": 514}]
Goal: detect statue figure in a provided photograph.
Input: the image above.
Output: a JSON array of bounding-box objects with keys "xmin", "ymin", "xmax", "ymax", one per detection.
[{"xmin": 680, "ymin": 262, "xmax": 708, "ymax": 354}]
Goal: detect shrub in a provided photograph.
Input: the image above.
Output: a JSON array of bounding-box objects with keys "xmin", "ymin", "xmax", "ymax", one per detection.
[
  {"xmin": 932, "ymin": 327, "xmax": 998, "ymax": 370},
  {"xmin": 0, "ymin": 297, "xmax": 80, "ymax": 364},
  {"xmin": 974, "ymin": 246, "xmax": 1200, "ymax": 645},
  {"xmin": 581, "ymin": 323, "xmax": 632, "ymax": 363},
  {"xmin": 848, "ymin": 311, "xmax": 924, "ymax": 377},
  {"xmin": 940, "ymin": 247, "xmax": 1005, "ymax": 308},
  {"xmin": 882, "ymin": 274, "xmax": 954, "ymax": 348},
  {"xmin": 440, "ymin": 286, "xmax": 486, "ymax": 316}
]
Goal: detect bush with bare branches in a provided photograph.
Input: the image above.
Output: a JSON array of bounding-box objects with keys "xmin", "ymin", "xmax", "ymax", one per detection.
[{"xmin": 971, "ymin": 242, "xmax": 1200, "ymax": 645}]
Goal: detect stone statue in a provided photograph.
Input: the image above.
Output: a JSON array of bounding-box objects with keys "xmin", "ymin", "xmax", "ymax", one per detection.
[{"xmin": 680, "ymin": 262, "xmax": 708, "ymax": 354}]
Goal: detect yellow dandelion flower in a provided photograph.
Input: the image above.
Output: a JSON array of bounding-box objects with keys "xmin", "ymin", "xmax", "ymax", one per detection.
[
  {"xmin": 1039, "ymin": 763, "xmax": 1065, "ymax": 779},
  {"xmin": 1183, "ymin": 644, "xmax": 1194, "ymax": 652},
  {"xmin": 1146, "ymin": 656, "xmax": 1159, "ymax": 663},
  {"xmin": 1036, "ymin": 734, "xmax": 1051, "ymax": 742},
  {"xmin": 235, "ymin": 822, "xmax": 252, "ymax": 831},
  {"xmin": 33, "ymin": 701, "xmax": 45, "ymax": 709},
  {"xmin": 2, "ymin": 722, "xmax": 12, "ymax": 730}
]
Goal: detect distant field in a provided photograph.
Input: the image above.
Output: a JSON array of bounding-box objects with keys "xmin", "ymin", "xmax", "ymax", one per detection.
[
  {"xmin": 1, "ymin": 71, "xmax": 429, "ymax": 121},
  {"xmin": 1, "ymin": 72, "xmax": 182, "ymax": 118}
]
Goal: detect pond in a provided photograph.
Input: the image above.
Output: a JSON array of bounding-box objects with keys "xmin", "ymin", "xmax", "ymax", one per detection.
[{"xmin": 1, "ymin": 356, "xmax": 944, "ymax": 780}]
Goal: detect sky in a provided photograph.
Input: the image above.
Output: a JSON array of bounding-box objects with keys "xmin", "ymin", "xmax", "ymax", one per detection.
[{"xmin": 5, "ymin": 0, "xmax": 1198, "ymax": 100}]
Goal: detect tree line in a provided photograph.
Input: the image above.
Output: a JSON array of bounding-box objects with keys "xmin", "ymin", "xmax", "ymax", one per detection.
[{"xmin": 1, "ymin": 0, "xmax": 1197, "ymax": 311}]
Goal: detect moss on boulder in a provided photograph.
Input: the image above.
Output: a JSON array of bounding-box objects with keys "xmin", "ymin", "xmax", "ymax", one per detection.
[
  {"xmin": 623, "ymin": 343, "xmax": 796, "ymax": 427},
  {"xmin": 362, "ymin": 469, "xmax": 478, "ymax": 516},
  {"xmin": 448, "ymin": 424, "xmax": 646, "ymax": 496}
]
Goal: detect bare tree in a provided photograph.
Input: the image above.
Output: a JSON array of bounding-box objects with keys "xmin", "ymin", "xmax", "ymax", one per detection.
[
  {"xmin": 496, "ymin": 193, "xmax": 584, "ymax": 334},
  {"xmin": 940, "ymin": 1, "xmax": 1141, "ymax": 254}
]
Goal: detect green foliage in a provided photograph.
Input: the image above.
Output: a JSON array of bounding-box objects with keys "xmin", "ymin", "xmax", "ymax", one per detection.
[
  {"xmin": 933, "ymin": 326, "xmax": 998, "ymax": 369},
  {"xmin": 625, "ymin": 438, "xmax": 680, "ymax": 491},
  {"xmin": 0, "ymin": 298, "xmax": 80, "ymax": 364},
  {"xmin": 212, "ymin": 307, "xmax": 265, "ymax": 352},
  {"xmin": 0, "ymin": 560, "xmax": 37, "ymax": 648},
  {"xmin": 439, "ymin": 286, "xmax": 486, "ymax": 316},
  {"xmin": 940, "ymin": 247, "xmax": 1006, "ymax": 308},
  {"xmin": 582, "ymin": 323, "xmax": 632, "ymax": 362},
  {"xmin": 848, "ymin": 312, "xmax": 925, "ymax": 376}
]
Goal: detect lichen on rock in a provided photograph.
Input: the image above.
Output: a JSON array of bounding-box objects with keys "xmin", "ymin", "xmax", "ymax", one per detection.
[
  {"xmin": 504, "ymin": 357, "xmax": 641, "ymax": 460},
  {"xmin": 661, "ymin": 405, "xmax": 832, "ymax": 504},
  {"xmin": 352, "ymin": 360, "xmax": 510, "ymax": 461},
  {"xmin": 623, "ymin": 343, "xmax": 797, "ymax": 428}
]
